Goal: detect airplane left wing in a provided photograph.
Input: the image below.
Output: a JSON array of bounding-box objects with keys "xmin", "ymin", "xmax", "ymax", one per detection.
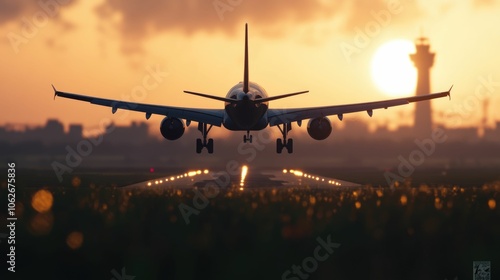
[
  {"xmin": 267, "ymin": 88, "xmax": 452, "ymax": 126},
  {"xmin": 53, "ymin": 86, "xmax": 224, "ymax": 126}
]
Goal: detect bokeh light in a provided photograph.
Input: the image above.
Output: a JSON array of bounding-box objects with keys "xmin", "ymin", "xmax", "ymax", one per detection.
[
  {"xmin": 29, "ymin": 212, "xmax": 54, "ymax": 235},
  {"xmin": 400, "ymin": 195, "xmax": 407, "ymax": 206},
  {"xmin": 71, "ymin": 176, "xmax": 81, "ymax": 188},
  {"xmin": 488, "ymin": 198, "xmax": 496, "ymax": 210},
  {"xmin": 66, "ymin": 231, "xmax": 84, "ymax": 250},
  {"xmin": 31, "ymin": 189, "xmax": 54, "ymax": 213}
]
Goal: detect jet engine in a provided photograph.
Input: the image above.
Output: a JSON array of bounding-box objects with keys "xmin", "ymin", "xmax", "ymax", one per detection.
[
  {"xmin": 307, "ymin": 117, "xmax": 332, "ymax": 140},
  {"xmin": 160, "ymin": 117, "xmax": 185, "ymax": 140}
]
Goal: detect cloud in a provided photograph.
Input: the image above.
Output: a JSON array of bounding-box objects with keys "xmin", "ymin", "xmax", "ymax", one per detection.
[
  {"xmin": 0, "ymin": 0, "xmax": 78, "ymax": 25},
  {"xmin": 0, "ymin": 0, "xmax": 30, "ymax": 24},
  {"xmin": 94, "ymin": 0, "xmax": 424, "ymax": 54},
  {"xmin": 0, "ymin": 1, "xmax": 39, "ymax": 25}
]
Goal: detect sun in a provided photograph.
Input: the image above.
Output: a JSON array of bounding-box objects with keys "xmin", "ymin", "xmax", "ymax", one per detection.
[{"xmin": 371, "ymin": 39, "xmax": 417, "ymax": 97}]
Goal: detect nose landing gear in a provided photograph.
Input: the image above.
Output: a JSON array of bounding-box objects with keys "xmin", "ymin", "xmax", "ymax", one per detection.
[{"xmin": 243, "ymin": 130, "xmax": 253, "ymax": 143}]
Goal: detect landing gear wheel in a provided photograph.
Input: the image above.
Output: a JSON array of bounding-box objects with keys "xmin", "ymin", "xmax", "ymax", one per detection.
[
  {"xmin": 196, "ymin": 123, "xmax": 214, "ymax": 153},
  {"xmin": 243, "ymin": 131, "xmax": 253, "ymax": 143},
  {"xmin": 276, "ymin": 123, "xmax": 294, "ymax": 154},
  {"xmin": 276, "ymin": 138, "xmax": 283, "ymax": 154},
  {"xmin": 207, "ymin": 139, "xmax": 214, "ymax": 154},
  {"xmin": 286, "ymin": 139, "xmax": 293, "ymax": 154},
  {"xmin": 196, "ymin": 138, "xmax": 203, "ymax": 154}
]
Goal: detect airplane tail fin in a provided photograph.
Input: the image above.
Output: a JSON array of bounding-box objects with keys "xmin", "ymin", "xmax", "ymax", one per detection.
[
  {"xmin": 243, "ymin": 23, "xmax": 249, "ymax": 94},
  {"xmin": 184, "ymin": 24, "xmax": 309, "ymax": 104}
]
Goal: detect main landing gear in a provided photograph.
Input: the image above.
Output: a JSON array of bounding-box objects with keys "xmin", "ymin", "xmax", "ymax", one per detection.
[
  {"xmin": 196, "ymin": 123, "xmax": 213, "ymax": 154},
  {"xmin": 276, "ymin": 123, "xmax": 293, "ymax": 154}
]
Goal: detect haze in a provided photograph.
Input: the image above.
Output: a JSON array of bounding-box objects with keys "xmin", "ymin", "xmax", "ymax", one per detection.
[{"xmin": 1, "ymin": 0, "xmax": 499, "ymax": 134}]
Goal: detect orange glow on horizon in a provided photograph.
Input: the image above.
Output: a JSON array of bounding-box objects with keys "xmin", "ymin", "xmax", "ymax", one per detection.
[{"xmin": 1, "ymin": 1, "xmax": 499, "ymax": 141}]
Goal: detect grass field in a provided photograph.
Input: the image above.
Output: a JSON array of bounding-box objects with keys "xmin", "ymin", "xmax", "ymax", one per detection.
[{"xmin": 1, "ymin": 168, "xmax": 499, "ymax": 279}]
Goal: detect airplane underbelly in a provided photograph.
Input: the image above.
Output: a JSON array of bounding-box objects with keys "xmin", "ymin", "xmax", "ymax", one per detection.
[{"xmin": 223, "ymin": 103, "xmax": 268, "ymax": 131}]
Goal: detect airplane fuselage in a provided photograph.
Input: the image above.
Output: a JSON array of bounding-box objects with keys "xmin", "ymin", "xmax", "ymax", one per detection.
[{"xmin": 223, "ymin": 81, "xmax": 269, "ymax": 131}]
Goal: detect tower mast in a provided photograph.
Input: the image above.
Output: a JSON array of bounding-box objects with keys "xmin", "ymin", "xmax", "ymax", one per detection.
[{"xmin": 410, "ymin": 37, "xmax": 435, "ymax": 135}]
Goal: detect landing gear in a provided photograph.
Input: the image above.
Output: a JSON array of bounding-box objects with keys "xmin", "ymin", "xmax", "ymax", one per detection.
[
  {"xmin": 196, "ymin": 123, "xmax": 214, "ymax": 154},
  {"xmin": 243, "ymin": 130, "xmax": 253, "ymax": 143},
  {"xmin": 276, "ymin": 123, "xmax": 293, "ymax": 154}
]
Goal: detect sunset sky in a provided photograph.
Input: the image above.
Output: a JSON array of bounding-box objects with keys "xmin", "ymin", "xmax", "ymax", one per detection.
[{"xmin": 1, "ymin": 0, "xmax": 499, "ymax": 136}]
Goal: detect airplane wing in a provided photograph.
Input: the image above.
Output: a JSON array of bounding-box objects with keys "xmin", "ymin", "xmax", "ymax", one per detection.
[
  {"xmin": 267, "ymin": 88, "xmax": 452, "ymax": 126},
  {"xmin": 53, "ymin": 86, "xmax": 224, "ymax": 126}
]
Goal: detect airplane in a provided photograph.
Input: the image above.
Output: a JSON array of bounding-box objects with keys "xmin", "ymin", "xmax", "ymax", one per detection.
[{"xmin": 53, "ymin": 24, "xmax": 451, "ymax": 154}]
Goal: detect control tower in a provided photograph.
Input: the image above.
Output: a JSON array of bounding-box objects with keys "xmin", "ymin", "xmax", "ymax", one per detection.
[{"xmin": 410, "ymin": 37, "xmax": 434, "ymax": 135}]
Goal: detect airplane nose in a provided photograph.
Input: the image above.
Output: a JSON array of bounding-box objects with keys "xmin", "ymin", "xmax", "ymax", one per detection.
[{"xmin": 242, "ymin": 94, "xmax": 250, "ymax": 101}]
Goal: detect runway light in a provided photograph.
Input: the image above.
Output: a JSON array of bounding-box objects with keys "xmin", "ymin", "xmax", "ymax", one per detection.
[
  {"xmin": 197, "ymin": 170, "xmax": 202, "ymax": 174},
  {"xmin": 293, "ymin": 171, "xmax": 303, "ymax": 177},
  {"xmin": 240, "ymin": 165, "xmax": 248, "ymax": 187},
  {"xmin": 283, "ymin": 169, "xmax": 288, "ymax": 174},
  {"xmin": 203, "ymin": 169, "xmax": 209, "ymax": 174},
  {"xmin": 188, "ymin": 171, "xmax": 197, "ymax": 177},
  {"xmin": 147, "ymin": 182, "xmax": 152, "ymax": 187},
  {"xmin": 170, "ymin": 176, "xmax": 175, "ymax": 181}
]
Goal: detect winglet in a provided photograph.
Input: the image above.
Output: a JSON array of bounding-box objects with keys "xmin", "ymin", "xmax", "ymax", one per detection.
[
  {"xmin": 52, "ymin": 84, "xmax": 58, "ymax": 100},
  {"xmin": 447, "ymin": 85, "xmax": 453, "ymax": 100},
  {"xmin": 243, "ymin": 23, "xmax": 249, "ymax": 94}
]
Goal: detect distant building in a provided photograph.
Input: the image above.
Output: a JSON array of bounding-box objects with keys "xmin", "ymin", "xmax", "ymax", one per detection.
[
  {"xmin": 410, "ymin": 37, "xmax": 435, "ymax": 136},
  {"xmin": 68, "ymin": 124, "xmax": 83, "ymax": 142},
  {"xmin": 104, "ymin": 121, "xmax": 151, "ymax": 145},
  {"xmin": 444, "ymin": 127, "xmax": 480, "ymax": 143},
  {"xmin": 338, "ymin": 119, "xmax": 369, "ymax": 140},
  {"xmin": 484, "ymin": 121, "xmax": 500, "ymax": 142}
]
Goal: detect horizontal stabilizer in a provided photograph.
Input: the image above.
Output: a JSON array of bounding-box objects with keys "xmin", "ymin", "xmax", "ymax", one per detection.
[
  {"xmin": 255, "ymin": 91, "xmax": 309, "ymax": 103},
  {"xmin": 183, "ymin": 90, "xmax": 239, "ymax": 104}
]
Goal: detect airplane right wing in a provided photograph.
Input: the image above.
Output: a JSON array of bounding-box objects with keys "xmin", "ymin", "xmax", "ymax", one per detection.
[
  {"xmin": 267, "ymin": 87, "xmax": 452, "ymax": 126},
  {"xmin": 53, "ymin": 86, "xmax": 224, "ymax": 126}
]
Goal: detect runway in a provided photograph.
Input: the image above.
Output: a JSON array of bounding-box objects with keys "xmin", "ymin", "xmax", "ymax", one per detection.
[{"xmin": 122, "ymin": 166, "xmax": 361, "ymax": 189}]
